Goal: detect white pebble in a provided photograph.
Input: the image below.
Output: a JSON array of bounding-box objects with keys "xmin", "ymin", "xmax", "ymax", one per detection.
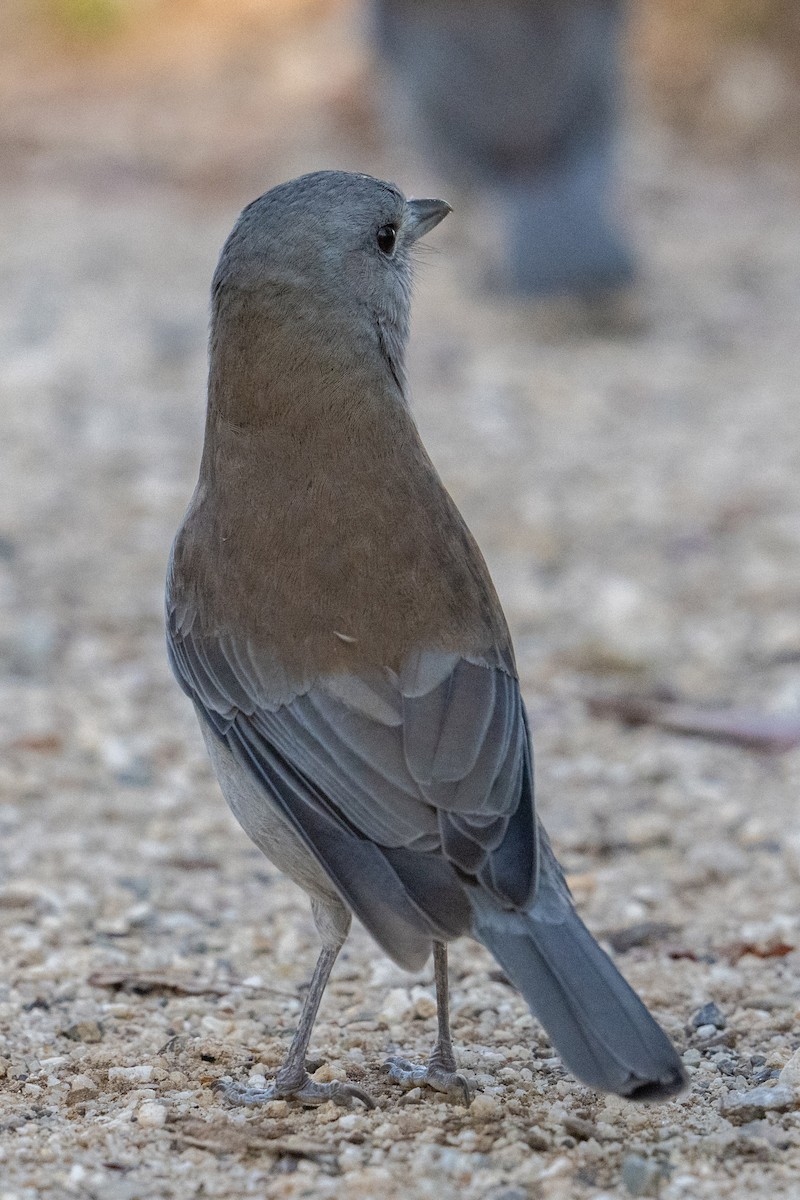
[
  {"xmin": 338, "ymin": 1146, "xmax": 363, "ymax": 1171},
  {"xmin": 469, "ymin": 1093, "xmax": 500, "ymax": 1120},
  {"xmin": 410, "ymin": 986, "xmax": 437, "ymax": 1019},
  {"xmin": 378, "ymin": 988, "xmax": 413, "ymax": 1024},
  {"xmin": 337, "ymin": 1113, "xmax": 365, "ymax": 1132},
  {"xmin": 200, "ymin": 1015, "xmax": 229, "ymax": 1038},
  {"xmin": 779, "ymin": 1047, "xmax": 800, "ymax": 1092},
  {"xmin": 108, "ymin": 1064, "xmax": 153, "ymax": 1084},
  {"xmin": 137, "ymin": 1101, "xmax": 167, "ymax": 1128}
]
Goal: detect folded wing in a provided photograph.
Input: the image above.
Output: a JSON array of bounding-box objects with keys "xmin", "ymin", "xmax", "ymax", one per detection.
[{"xmin": 166, "ymin": 599, "xmax": 538, "ymax": 966}]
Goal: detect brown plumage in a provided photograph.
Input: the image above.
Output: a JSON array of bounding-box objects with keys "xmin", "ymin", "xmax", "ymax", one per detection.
[{"xmin": 171, "ymin": 367, "xmax": 511, "ymax": 685}]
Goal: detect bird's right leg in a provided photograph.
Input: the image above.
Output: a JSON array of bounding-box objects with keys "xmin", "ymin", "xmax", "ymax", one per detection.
[
  {"xmin": 219, "ymin": 900, "xmax": 375, "ymax": 1109},
  {"xmin": 384, "ymin": 940, "xmax": 474, "ymax": 1105}
]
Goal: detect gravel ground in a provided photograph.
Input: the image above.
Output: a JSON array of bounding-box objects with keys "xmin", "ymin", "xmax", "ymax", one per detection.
[{"xmin": 2, "ymin": 10, "xmax": 800, "ymax": 1199}]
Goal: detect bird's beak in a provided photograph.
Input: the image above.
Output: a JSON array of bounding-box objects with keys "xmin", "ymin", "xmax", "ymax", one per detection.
[{"xmin": 405, "ymin": 197, "xmax": 452, "ymax": 243}]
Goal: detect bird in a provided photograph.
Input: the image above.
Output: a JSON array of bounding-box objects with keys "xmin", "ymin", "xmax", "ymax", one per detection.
[
  {"xmin": 373, "ymin": 0, "xmax": 635, "ymax": 298},
  {"xmin": 166, "ymin": 169, "xmax": 685, "ymax": 1110}
]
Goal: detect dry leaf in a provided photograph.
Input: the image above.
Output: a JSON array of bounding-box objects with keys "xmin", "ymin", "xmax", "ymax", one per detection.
[{"xmin": 724, "ymin": 941, "xmax": 795, "ymax": 963}]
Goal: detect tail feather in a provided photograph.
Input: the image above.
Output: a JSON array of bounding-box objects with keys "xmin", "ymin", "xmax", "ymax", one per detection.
[
  {"xmin": 471, "ymin": 892, "xmax": 685, "ymax": 1100},
  {"xmin": 499, "ymin": 152, "xmax": 635, "ymax": 297}
]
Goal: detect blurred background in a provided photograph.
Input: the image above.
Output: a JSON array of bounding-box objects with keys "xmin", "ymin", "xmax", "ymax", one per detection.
[{"xmin": 2, "ymin": 2, "xmax": 800, "ymax": 1195}]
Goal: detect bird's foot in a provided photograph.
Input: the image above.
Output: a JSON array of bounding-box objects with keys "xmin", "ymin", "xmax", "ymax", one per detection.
[
  {"xmin": 383, "ymin": 1053, "xmax": 474, "ymax": 1106},
  {"xmin": 217, "ymin": 1073, "xmax": 376, "ymax": 1110}
]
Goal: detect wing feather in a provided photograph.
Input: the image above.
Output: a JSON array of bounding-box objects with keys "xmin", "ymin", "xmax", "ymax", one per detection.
[{"xmin": 167, "ymin": 607, "xmax": 539, "ymax": 955}]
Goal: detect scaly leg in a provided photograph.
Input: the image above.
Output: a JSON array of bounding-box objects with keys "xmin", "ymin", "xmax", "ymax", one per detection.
[
  {"xmin": 384, "ymin": 941, "xmax": 474, "ymax": 1105},
  {"xmin": 219, "ymin": 941, "xmax": 375, "ymax": 1109}
]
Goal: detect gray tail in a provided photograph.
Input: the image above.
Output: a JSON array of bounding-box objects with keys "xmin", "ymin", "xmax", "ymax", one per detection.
[
  {"xmin": 471, "ymin": 890, "xmax": 685, "ymax": 1100},
  {"xmin": 499, "ymin": 157, "xmax": 635, "ymax": 298}
]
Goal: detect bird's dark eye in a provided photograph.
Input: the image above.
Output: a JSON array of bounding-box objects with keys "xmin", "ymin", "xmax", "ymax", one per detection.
[{"xmin": 376, "ymin": 223, "xmax": 398, "ymax": 256}]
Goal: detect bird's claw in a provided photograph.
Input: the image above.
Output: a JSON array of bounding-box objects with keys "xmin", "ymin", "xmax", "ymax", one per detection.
[
  {"xmin": 383, "ymin": 1054, "xmax": 474, "ymax": 1105},
  {"xmin": 216, "ymin": 1074, "xmax": 376, "ymax": 1110}
]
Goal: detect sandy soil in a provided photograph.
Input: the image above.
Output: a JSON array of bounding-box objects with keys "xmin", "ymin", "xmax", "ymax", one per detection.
[{"xmin": 2, "ymin": 6, "xmax": 800, "ymax": 1198}]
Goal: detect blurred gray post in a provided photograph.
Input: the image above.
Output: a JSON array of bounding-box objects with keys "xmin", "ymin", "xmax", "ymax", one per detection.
[{"xmin": 373, "ymin": 0, "xmax": 634, "ymax": 298}]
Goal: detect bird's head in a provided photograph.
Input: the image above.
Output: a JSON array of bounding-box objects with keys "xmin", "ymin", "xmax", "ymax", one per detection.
[{"xmin": 209, "ymin": 171, "xmax": 451, "ymax": 413}]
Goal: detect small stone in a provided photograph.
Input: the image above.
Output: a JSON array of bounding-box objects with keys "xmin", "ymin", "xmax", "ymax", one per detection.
[
  {"xmin": 108, "ymin": 1064, "xmax": 154, "ymax": 1086},
  {"xmin": 720, "ymin": 1085, "xmax": 796, "ymax": 1123},
  {"xmin": 525, "ymin": 1126, "xmax": 550, "ymax": 1151},
  {"xmin": 689, "ymin": 1002, "xmax": 726, "ymax": 1031},
  {"xmin": 40, "ymin": 1056, "xmax": 69, "ymax": 1071},
  {"xmin": 199, "ymin": 1015, "xmax": 229, "ymax": 1038},
  {"xmin": 410, "ymin": 986, "xmax": 436, "ymax": 1020},
  {"xmin": 696, "ymin": 1023, "xmax": 717, "ymax": 1039},
  {"xmin": 779, "ymin": 1049, "xmax": 800, "ymax": 1092},
  {"xmin": 337, "ymin": 1112, "xmax": 366, "ymax": 1132},
  {"xmin": 621, "ymin": 1154, "xmax": 664, "ymax": 1197},
  {"xmin": 94, "ymin": 916, "xmax": 133, "ymax": 936},
  {"xmin": 745, "ymin": 994, "xmax": 794, "ymax": 1012},
  {"xmin": 67, "ymin": 1073, "xmax": 98, "ymax": 1105},
  {"xmin": 470, "ymin": 1093, "xmax": 501, "ymax": 1120},
  {"xmin": 338, "ymin": 1146, "xmax": 363, "ymax": 1171},
  {"xmin": 261, "ymin": 1100, "xmax": 289, "ymax": 1117},
  {"xmin": 682, "ymin": 1049, "xmax": 702, "ymax": 1066},
  {"xmin": 61, "ymin": 1021, "xmax": 103, "ymax": 1043},
  {"xmin": 563, "ymin": 1114, "xmax": 602, "ymax": 1142},
  {"xmin": 312, "ymin": 1061, "xmax": 346, "ymax": 1083},
  {"xmin": 137, "ymin": 1101, "xmax": 167, "ymax": 1128},
  {"xmin": 378, "ymin": 988, "xmax": 413, "ymax": 1025},
  {"xmin": 714, "ymin": 1058, "xmax": 738, "ymax": 1076}
]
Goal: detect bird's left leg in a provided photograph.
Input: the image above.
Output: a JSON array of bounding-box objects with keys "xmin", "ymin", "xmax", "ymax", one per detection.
[
  {"xmin": 384, "ymin": 940, "xmax": 474, "ymax": 1105},
  {"xmin": 219, "ymin": 899, "xmax": 375, "ymax": 1109}
]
